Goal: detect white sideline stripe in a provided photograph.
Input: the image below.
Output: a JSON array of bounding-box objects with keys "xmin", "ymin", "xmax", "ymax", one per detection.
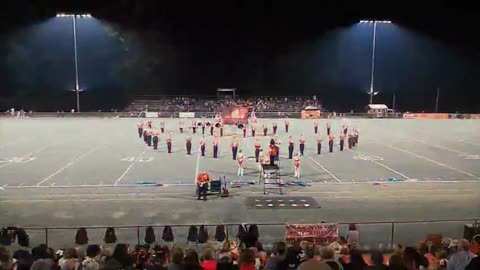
[
  {"xmin": 350, "ymin": 149, "xmax": 410, "ymax": 179},
  {"xmin": 385, "ymin": 144, "xmax": 480, "ymax": 180},
  {"xmin": 115, "ymin": 147, "xmax": 148, "ymax": 186},
  {"xmin": 309, "ymin": 157, "xmax": 342, "ymax": 182},
  {"xmin": 36, "ymin": 146, "xmax": 101, "ymax": 186}
]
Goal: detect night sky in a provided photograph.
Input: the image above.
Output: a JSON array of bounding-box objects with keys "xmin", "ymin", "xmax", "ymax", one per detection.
[{"xmin": 1, "ymin": 1, "xmax": 479, "ymax": 112}]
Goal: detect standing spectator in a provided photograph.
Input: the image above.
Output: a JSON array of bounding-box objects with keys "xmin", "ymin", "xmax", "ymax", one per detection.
[
  {"xmin": 320, "ymin": 247, "xmax": 342, "ymax": 270},
  {"xmin": 465, "ymin": 256, "xmax": 480, "ymax": 270},
  {"xmin": 239, "ymin": 249, "xmax": 256, "ymax": 270},
  {"xmin": 200, "ymin": 249, "xmax": 216, "ymax": 270},
  {"xmin": 82, "ymin": 245, "xmax": 100, "ymax": 270},
  {"xmin": 447, "ymin": 239, "xmax": 477, "ymax": 270},
  {"xmin": 388, "ymin": 254, "xmax": 407, "ymax": 270},
  {"xmin": 470, "ymin": 235, "xmax": 480, "ymax": 256},
  {"xmin": 0, "ymin": 247, "xmax": 13, "ymax": 270},
  {"xmin": 103, "ymin": 244, "xmax": 135, "ymax": 270},
  {"xmin": 366, "ymin": 251, "xmax": 388, "ymax": 270},
  {"xmin": 403, "ymin": 247, "xmax": 428, "ymax": 270},
  {"xmin": 341, "ymin": 250, "xmax": 367, "ymax": 270},
  {"xmin": 347, "ymin": 224, "xmax": 360, "ymax": 249},
  {"xmin": 184, "ymin": 250, "xmax": 203, "ymax": 270},
  {"xmin": 60, "ymin": 248, "xmax": 80, "ymax": 270},
  {"xmin": 168, "ymin": 248, "xmax": 184, "ymax": 270},
  {"xmin": 30, "ymin": 260, "xmax": 51, "ymax": 270}
]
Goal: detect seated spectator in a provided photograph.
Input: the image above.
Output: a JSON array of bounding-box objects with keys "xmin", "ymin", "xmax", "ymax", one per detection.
[
  {"xmin": 320, "ymin": 247, "xmax": 342, "ymax": 270},
  {"xmin": 296, "ymin": 245, "xmax": 331, "ymax": 270},
  {"xmin": 30, "ymin": 260, "xmax": 51, "ymax": 270},
  {"xmin": 341, "ymin": 250, "xmax": 367, "ymax": 270},
  {"xmin": 168, "ymin": 247, "xmax": 184, "ymax": 270},
  {"xmin": 447, "ymin": 239, "xmax": 477, "ymax": 270},
  {"xmin": 200, "ymin": 249, "xmax": 216, "ymax": 270},
  {"xmin": 184, "ymin": 250, "xmax": 203, "ymax": 270},
  {"xmin": 436, "ymin": 250, "xmax": 448, "ymax": 270},
  {"xmin": 102, "ymin": 244, "xmax": 135, "ymax": 270},
  {"xmin": 366, "ymin": 251, "xmax": 388, "ymax": 270},
  {"xmin": 146, "ymin": 246, "xmax": 169, "ymax": 270},
  {"xmin": 60, "ymin": 248, "xmax": 79, "ymax": 270},
  {"xmin": 264, "ymin": 241, "xmax": 287, "ymax": 270},
  {"xmin": 82, "ymin": 245, "xmax": 101, "ymax": 270},
  {"xmin": 470, "ymin": 235, "xmax": 480, "ymax": 256},
  {"xmin": 239, "ymin": 249, "xmax": 256, "ymax": 270}
]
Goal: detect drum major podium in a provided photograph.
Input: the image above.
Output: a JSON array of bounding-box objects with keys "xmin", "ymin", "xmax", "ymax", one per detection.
[{"xmin": 260, "ymin": 164, "xmax": 282, "ymax": 195}]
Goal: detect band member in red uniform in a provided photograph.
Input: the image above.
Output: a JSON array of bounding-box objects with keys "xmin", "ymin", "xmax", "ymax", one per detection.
[
  {"xmin": 288, "ymin": 136, "xmax": 295, "ymax": 159},
  {"xmin": 348, "ymin": 133, "xmax": 353, "ymax": 149},
  {"xmin": 285, "ymin": 119, "xmax": 290, "ymax": 133},
  {"xmin": 147, "ymin": 120, "xmax": 152, "ymax": 129},
  {"xmin": 275, "ymin": 136, "xmax": 281, "ymax": 161},
  {"xmin": 137, "ymin": 122, "xmax": 144, "ymax": 138},
  {"xmin": 191, "ymin": 120, "xmax": 197, "ymax": 134},
  {"xmin": 293, "ymin": 153, "xmax": 301, "ymax": 178},
  {"xmin": 328, "ymin": 134, "xmax": 334, "ymax": 153},
  {"xmin": 317, "ymin": 135, "xmax": 322, "ymax": 155},
  {"xmin": 231, "ymin": 138, "xmax": 239, "ymax": 160},
  {"xmin": 299, "ymin": 134, "xmax": 306, "ymax": 156},
  {"xmin": 146, "ymin": 128, "xmax": 152, "ymax": 147},
  {"xmin": 354, "ymin": 129, "xmax": 359, "ymax": 146},
  {"xmin": 242, "ymin": 126, "xmax": 247, "ymax": 138},
  {"xmin": 200, "ymin": 135, "xmax": 206, "ymax": 156},
  {"xmin": 263, "ymin": 124, "xmax": 268, "ymax": 136},
  {"xmin": 186, "ymin": 135, "xmax": 192, "ymax": 155},
  {"xmin": 314, "ymin": 121, "xmax": 319, "ymax": 134},
  {"xmin": 213, "ymin": 137, "xmax": 219, "ymax": 158},
  {"xmin": 268, "ymin": 143, "xmax": 276, "ymax": 166},
  {"xmin": 202, "ymin": 123, "xmax": 205, "ymax": 135},
  {"xmin": 254, "ymin": 139, "xmax": 261, "ymax": 162},
  {"xmin": 339, "ymin": 133, "xmax": 345, "ymax": 151},
  {"xmin": 197, "ymin": 171, "xmax": 209, "ymax": 201},
  {"xmin": 143, "ymin": 129, "xmax": 148, "ymax": 144},
  {"xmin": 343, "ymin": 124, "xmax": 348, "ymax": 136},
  {"xmin": 159, "ymin": 121, "xmax": 165, "ymax": 133},
  {"xmin": 251, "ymin": 125, "xmax": 256, "ymax": 137},
  {"xmin": 166, "ymin": 134, "xmax": 172, "ymax": 153},
  {"xmin": 210, "ymin": 124, "xmax": 214, "ymax": 136},
  {"xmin": 237, "ymin": 150, "xmax": 244, "ymax": 176},
  {"xmin": 326, "ymin": 122, "xmax": 331, "ymax": 136},
  {"xmin": 152, "ymin": 130, "xmax": 159, "ymax": 150},
  {"xmin": 272, "ymin": 122, "xmax": 278, "ymax": 135},
  {"xmin": 179, "ymin": 120, "xmax": 184, "ymax": 133},
  {"xmin": 220, "ymin": 124, "xmax": 224, "ymax": 137}
]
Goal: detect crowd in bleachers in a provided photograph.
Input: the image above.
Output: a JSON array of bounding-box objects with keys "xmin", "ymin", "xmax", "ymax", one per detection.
[
  {"xmin": 1, "ymin": 225, "xmax": 479, "ymax": 270},
  {"xmin": 124, "ymin": 96, "xmax": 320, "ymax": 113}
]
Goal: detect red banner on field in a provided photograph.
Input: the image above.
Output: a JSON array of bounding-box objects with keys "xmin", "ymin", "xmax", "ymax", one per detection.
[{"xmin": 286, "ymin": 223, "xmax": 338, "ymax": 245}]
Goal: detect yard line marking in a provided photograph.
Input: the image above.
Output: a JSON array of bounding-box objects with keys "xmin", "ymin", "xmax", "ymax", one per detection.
[
  {"xmin": 309, "ymin": 157, "xmax": 342, "ymax": 182},
  {"xmin": 384, "ymin": 144, "xmax": 480, "ymax": 180},
  {"xmin": 0, "ymin": 144, "xmax": 51, "ymax": 168},
  {"xmin": 412, "ymin": 129, "xmax": 480, "ymax": 147},
  {"xmin": 350, "ymin": 149, "xmax": 410, "ymax": 179},
  {"xmin": 115, "ymin": 147, "xmax": 148, "ymax": 186},
  {"xmin": 36, "ymin": 146, "xmax": 102, "ymax": 186},
  {"xmin": 393, "ymin": 133, "xmax": 470, "ymax": 155}
]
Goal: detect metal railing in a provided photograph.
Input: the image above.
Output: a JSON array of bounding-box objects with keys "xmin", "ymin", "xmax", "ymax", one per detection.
[{"xmin": 10, "ymin": 219, "xmax": 478, "ymax": 250}]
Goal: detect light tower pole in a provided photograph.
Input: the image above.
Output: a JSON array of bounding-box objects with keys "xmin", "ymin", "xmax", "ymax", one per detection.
[
  {"xmin": 56, "ymin": 13, "xmax": 92, "ymax": 112},
  {"xmin": 360, "ymin": 20, "xmax": 391, "ymax": 104}
]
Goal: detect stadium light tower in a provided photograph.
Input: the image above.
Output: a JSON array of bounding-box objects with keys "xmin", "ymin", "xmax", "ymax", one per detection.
[
  {"xmin": 359, "ymin": 20, "xmax": 391, "ymax": 104},
  {"xmin": 56, "ymin": 13, "xmax": 92, "ymax": 112}
]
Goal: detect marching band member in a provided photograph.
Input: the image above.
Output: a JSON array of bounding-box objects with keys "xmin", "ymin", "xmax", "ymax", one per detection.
[
  {"xmin": 339, "ymin": 133, "xmax": 345, "ymax": 151},
  {"xmin": 147, "ymin": 120, "xmax": 152, "ymax": 129},
  {"xmin": 285, "ymin": 118, "xmax": 290, "ymax": 133},
  {"xmin": 328, "ymin": 134, "xmax": 335, "ymax": 153},
  {"xmin": 159, "ymin": 121, "xmax": 165, "ymax": 133},
  {"xmin": 197, "ymin": 171, "xmax": 209, "ymax": 201},
  {"xmin": 231, "ymin": 137, "xmax": 239, "ymax": 160},
  {"xmin": 314, "ymin": 121, "xmax": 319, "ymax": 134},
  {"xmin": 348, "ymin": 132, "xmax": 353, "ymax": 149},
  {"xmin": 146, "ymin": 128, "xmax": 153, "ymax": 147},
  {"xmin": 237, "ymin": 150, "xmax": 244, "ymax": 176},
  {"xmin": 166, "ymin": 133, "xmax": 172, "ymax": 153},
  {"xmin": 213, "ymin": 136, "xmax": 219, "ymax": 158},
  {"xmin": 186, "ymin": 135, "xmax": 192, "ymax": 155},
  {"xmin": 326, "ymin": 122, "xmax": 331, "ymax": 136},
  {"xmin": 288, "ymin": 136, "xmax": 295, "ymax": 159},
  {"xmin": 251, "ymin": 124, "xmax": 256, "ymax": 137},
  {"xmin": 293, "ymin": 153, "xmax": 301, "ymax": 178},
  {"xmin": 200, "ymin": 135, "xmax": 206, "ymax": 156},
  {"xmin": 152, "ymin": 129, "xmax": 159, "ymax": 150},
  {"xmin": 299, "ymin": 133, "xmax": 306, "ymax": 156},
  {"xmin": 220, "ymin": 124, "xmax": 224, "ymax": 137},
  {"xmin": 242, "ymin": 125, "xmax": 247, "ymax": 138},
  {"xmin": 272, "ymin": 121, "xmax": 278, "ymax": 135},
  {"xmin": 254, "ymin": 139, "xmax": 261, "ymax": 162},
  {"xmin": 192, "ymin": 120, "xmax": 197, "ymax": 134},
  {"xmin": 317, "ymin": 135, "xmax": 322, "ymax": 155},
  {"xmin": 343, "ymin": 123, "xmax": 348, "ymax": 136},
  {"xmin": 210, "ymin": 124, "xmax": 214, "ymax": 136},
  {"xmin": 137, "ymin": 122, "xmax": 144, "ymax": 138},
  {"xmin": 202, "ymin": 123, "xmax": 206, "ymax": 135},
  {"xmin": 179, "ymin": 120, "xmax": 184, "ymax": 133},
  {"xmin": 263, "ymin": 124, "xmax": 268, "ymax": 136},
  {"xmin": 143, "ymin": 128, "xmax": 148, "ymax": 144},
  {"xmin": 354, "ymin": 129, "xmax": 359, "ymax": 146}
]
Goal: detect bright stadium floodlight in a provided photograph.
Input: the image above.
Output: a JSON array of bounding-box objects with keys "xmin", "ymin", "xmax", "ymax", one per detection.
[
  {"xmin": 360, "ymin": 19, "xmax": 392, "ymax": 104},
  {"xmin": 56, "ymin": 12, "xmax": 93, "ymax": 112}
]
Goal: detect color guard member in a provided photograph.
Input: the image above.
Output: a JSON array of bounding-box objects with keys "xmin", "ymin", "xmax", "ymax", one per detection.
[
  {"xmin": 326, "ymin": 122, "xmax": 331, "ymax": 136},
  {"xmin": 237, "ymin": 150, "xmax": 244, "ymax": 176},
  {"xmin": 251, "ymin": 125, "xmax": 256, "ymax": 137},
  {"xmin": 293, "ymin": 153, "xmax": 301, "ymax": 178},
  {"xmin": 272, "ymin": 121, "xmax": 278, "ymax": 135}
]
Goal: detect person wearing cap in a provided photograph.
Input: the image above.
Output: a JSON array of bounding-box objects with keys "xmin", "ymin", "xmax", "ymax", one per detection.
[
  {"xmin": 254, "ymin": 139, "xmax": 261, "ymax": 162},
  {"xmin": 185, "ymin": 135, "xmax": 192, "ymax": 155},
  {"xmin": 159, "ymin": 121, "xmax": 165, "ymax": 133},
  {"xmin": 448, "ymin": 239, "xmax": 477, "ymax": 270},
  {"xmin": 328, "ymin": 134, "xmax": 335, "ymax": 153},
  {"xmin": 152, "ymin": 130, "xmax": 159, "ymax": 150},
  {"xmin": 314, "ymin": 121, "xmax": 318, "ymax": 134},
  {"xmin": 166, "ymin": 133, "xmax": 172, "ymax": 154},
  {"xmin": 263, "ymin": 124, "xmax": 268, "ymax": 136},
  {"xmin": 317, "ymin": 135, "xmax": 322, "ymax": 155},
  {"xmin": 200, "ymin": 135, "xmax": 206, "ymax": 156},
  {"xmin": 288, "ymin": 136, "xmax": 295, "ymax": 159},
  {"xmin": 339, "ymin": 133, "xmax": 345, "ymax": 152},
  {"xmin": 232, "ymin": 137, "xmax": 239, "ymax": 160},
  {"xmin": 213, "ymin": 137, "xmax": 219, "ymax": 158},
  {"xmin": 137, "ymin": 122, "xmax": 144, "ymax": 138},
  {"xmin": 299, "ymin": 134, "xmax": 306, "ymax": 156}
]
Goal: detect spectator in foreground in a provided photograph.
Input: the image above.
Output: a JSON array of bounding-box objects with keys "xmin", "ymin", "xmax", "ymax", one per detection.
[
  {"xmin": 465, "ymin": 255, "xmax": 480, "ymax": 270},
  {"xmin": 341, "ymin": 250, "xmax": 367, "ymax": 270},
  {"xmin": 366, "ymin": 251, "xmax": 388, "ymax": 270},
  {"xmin": 200, "ymin": 248, "xmax": 216, "ymax": 270},
  {"xmin": 82, "ymin": 245, "xmax": 101, "ymax": 270},
  {"xmin": 470, "ymin": 235, "xmax": 480, "ymax": 256},
  {"xmin": 403, "ymin": 247, "xmax": 428, "ymax": 270},
  {"xmin": 60, "ymin": 248, "xmax": 79, "ymax": 270},
  {"xmin": 184, "ymin": 250, "xmax": 203, "ymax": 270},
  {"xmin": 217, "ymin": 241, "xmax": 234, "ymax": 270},
  {"xmin": 320, "ymin": 247, "xmax": 342, "ymax": 270},
  {"xmin": 103, "ymin": 244, "xmax": 135, "ymax": 270},
  {"xmin": 447, "ymin": 239, "xmax": 477, "ymax": 270},
  {"xmin": 30, "ymin": 260, "xmax": 51, "ymax": 270},
  {"xmin": 347, "ymin": 224, "xmax": 360, "ymax": 249},
  {"xmin": 168, "ymin": 248, "xmax": 184, "ymax": 270},
  {"xmin": 264, "ymin": 241, "xmax": 287, "ymax": 270},
  {"xmin": 238, "ymin": 249, "xmax": 256, "ymax": 270},
  {"xmin": 388, "ymin": 254, "xmax": 407, "ymax": 270},
  {"xmin": 0, "ymin": 247, "xmax": 13, "ymax": 270}
]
